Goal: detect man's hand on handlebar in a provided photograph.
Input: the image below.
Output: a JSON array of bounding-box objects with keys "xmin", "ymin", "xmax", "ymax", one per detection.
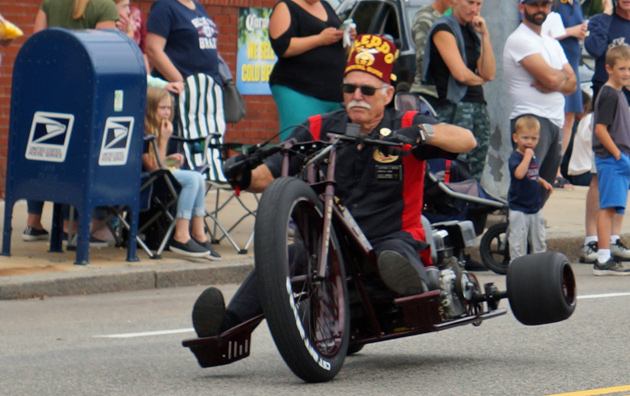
[
  {"xmin": 222, "ymin": 154, "xmax": 256, "ymax": 191},
  {"xmin": 384, "ymin": 125, "xmax": 428, "ymax": 148}
]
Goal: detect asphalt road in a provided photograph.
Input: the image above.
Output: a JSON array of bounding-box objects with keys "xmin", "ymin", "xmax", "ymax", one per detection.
[{"xmin": 2, "ymin": 264, "xmax": 630, "ymax": 396}]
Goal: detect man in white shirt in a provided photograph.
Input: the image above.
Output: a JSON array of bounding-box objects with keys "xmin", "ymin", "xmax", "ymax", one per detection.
[{"xmin": 503, "ymin": 0, "xmax": 577, "ymax": 201}]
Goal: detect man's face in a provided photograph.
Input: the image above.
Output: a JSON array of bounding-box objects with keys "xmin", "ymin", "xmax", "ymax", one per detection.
[
  {"xmin": 520, "ymin": 1, "xmax": 552, "ymax": 26},
  {"xmin": 343, "ymin": 71, "xmax": 394, "ymax": 127},
  {"xmin": 617, "ymin": 0, "xmax": 630, "ymax": 13},
  {"xmin": 453, "ymin": 0, "xmax": 483, "ymax": 23}
]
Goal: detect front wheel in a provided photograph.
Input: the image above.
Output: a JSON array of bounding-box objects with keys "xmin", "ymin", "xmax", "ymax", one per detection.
[
  {"xmin": 254, "ymin": 177, "xmax": 350, "ymax": 383},
  {"xmin": 507, "ymin": 252, "xmax": 577, "ymax": 325}
]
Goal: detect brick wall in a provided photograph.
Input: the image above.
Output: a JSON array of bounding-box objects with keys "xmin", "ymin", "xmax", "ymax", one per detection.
[{"xmin": 0, "ymin": 0, "xmax": 279, "ymax": 198}]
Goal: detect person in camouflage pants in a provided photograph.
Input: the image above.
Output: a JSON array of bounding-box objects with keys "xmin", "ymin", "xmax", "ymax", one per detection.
[
  {"xmin": 436, "ymin": 101, "xmax": 490, "ymax": 180},
  {"xmin": 423, "ymin": 0, "xmax": 495, "ymax": 181},
  {"xmin": 409, "ymin": 0, "xmax": 455, "ymax": 104}
]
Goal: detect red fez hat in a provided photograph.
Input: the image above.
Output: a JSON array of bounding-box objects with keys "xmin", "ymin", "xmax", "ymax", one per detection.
[{"xmin": 344, "ymin": 34, "xmax": 398, "ymax": 84}]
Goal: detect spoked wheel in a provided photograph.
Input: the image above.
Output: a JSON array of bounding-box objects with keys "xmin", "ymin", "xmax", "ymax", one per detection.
[
  {"xmin": 254, "ymin": 177, "xmax": 350, "ymax": 383},
  {"xmin": 479, "ymin": 222, "xmax": 510, "ymax": 275}
]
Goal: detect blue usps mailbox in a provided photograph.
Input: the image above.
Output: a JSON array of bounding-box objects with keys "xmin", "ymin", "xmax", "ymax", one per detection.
[{"xmin": 1, "ymin": 28, "xmax": 146, "ymax": 265}]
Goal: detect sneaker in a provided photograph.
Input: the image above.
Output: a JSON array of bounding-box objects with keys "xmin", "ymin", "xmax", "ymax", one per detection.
[
  {"xmin": 580, "ymin": 241, "xmax": 598, "ymax": 264},
  {"xmin": 22, "ymin": 226, "xmax": 49, "ymax": 241},
  {"xmin": 192, "ymin": 287, "xmax": 226, "ymax": 337},
  {"xmin": 593, "ymin": 258, "xmax": 630, "ymax": 276},
  {"xmin": 169, "ymin": 238, "xmax": 210, "ymax": 258},
  {"xmin": 192, "ymin": 238, "xmax": 222, "ymax": 261},
  {"xmin": 377, "ymin": 250, "xmax": 427, "ymax": 296},
  {"xmin": 611, "ymin": 240, "xmax": 630, "ymax": 261}
]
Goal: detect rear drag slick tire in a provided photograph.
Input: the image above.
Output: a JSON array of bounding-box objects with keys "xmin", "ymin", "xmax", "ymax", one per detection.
[{"xmin": 507, "ymin": 252, "xmax": 577, "ymax": 325}]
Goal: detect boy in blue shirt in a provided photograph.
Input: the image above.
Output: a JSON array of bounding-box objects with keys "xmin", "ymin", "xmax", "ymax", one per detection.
[
  {"xmin": 592, "ymin": 43, "xmax": 630, "ymax": 275},
  {"xmin": 508, "ymin": 115, "xmax": 553, "ymax": 261}
]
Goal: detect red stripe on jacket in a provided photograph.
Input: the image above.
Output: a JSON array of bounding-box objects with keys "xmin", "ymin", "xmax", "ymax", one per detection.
[
  {"xmin": 400, "ymin": 111, "xmax": 430, "ymax": 265},
  {"xmin": 308, "ymin": 115, "xmax": 322, "ymax": 140}
]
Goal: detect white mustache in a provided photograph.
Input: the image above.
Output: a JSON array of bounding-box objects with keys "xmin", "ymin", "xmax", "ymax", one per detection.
[{"xmin": 348, "ymin": 100, "xmax": 371, "ymax": 110}]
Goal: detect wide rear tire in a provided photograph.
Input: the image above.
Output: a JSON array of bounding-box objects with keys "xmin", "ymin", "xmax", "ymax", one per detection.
[
  {"xmin": 507, "ymin": 252, "xmax": 577, "ymax": 325},
  {"xmin": 254, "ymin": 177, "xmax": 350, "ymax": 383}
]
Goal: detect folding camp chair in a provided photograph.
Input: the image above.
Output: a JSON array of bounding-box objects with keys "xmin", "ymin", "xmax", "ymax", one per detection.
[
  {"xmin": 174, "ymin": 73, "xmax": 256, "ymax": 254},
  {"xmin": 111, "ymin": 135, "xmax": 182, "ymax": 259}
]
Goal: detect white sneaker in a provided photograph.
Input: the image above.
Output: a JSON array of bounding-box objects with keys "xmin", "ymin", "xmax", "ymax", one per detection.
[
  {"xmin": 579, "ymin": 241, "xmax": 598, "ymax": 264},
  {"xmin": 611, "ymin": 240, "xmax": 630, "ymax": 261}
]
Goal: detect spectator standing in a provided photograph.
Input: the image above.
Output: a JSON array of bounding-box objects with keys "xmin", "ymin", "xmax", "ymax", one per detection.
[
  {"xmin": 567, "ymin": 102, "xmax": 594, "ymax": 187},
  {"xmin": 423, "ymin": 0, "xmax": 496, "ymax": 181},
  {"xmin": 113, "ymin": 0, "xmax": 144, "ymax": 50},
  {"xmin": 569, "ymin": 110, "xmax": 630, "ymax": 264},
  {"xmin": 508, "ymin": 115, "xmax": 553, "ymax": 261},
  {"xmin": 268, "ymin": 0, "xmax": 355, "ymax": 141},
  {"xmin": 409, "ymin": 0, "xmax": 455, "ymax": 106},
  {"xmin": 24, "ymin": 0, "xmax": 118, "ymax": 242},
  {"xmin": 503, "ymin": 0, "xmax": 577, "ymax": 203},
  {"xmin": 584, "ymin": 0, "xmax": 630, "ymax": 104},
  {"xmin": 590, "ymin": 43, "xmax": 630, "ymax": 275},
  {"xmin": 113, "ymin": 0, "xmax": 183, "ymax": 93},
  {"xmin": 543, "ymin": 0, "xmax": 587, "ymax": 187},
  {"xmin": 33, "ymin": 0, "xmax": 117, "ymax": 31},
  {"xmin": 145, "ymin": 0, "xmax": 220, "ymax": 85}
]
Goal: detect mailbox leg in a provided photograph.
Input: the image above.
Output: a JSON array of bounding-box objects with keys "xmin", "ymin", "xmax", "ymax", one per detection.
[
  {"xmin": 126, "ymin": 205, "xmax": 139, "ymax": 262},
  {"xmin": 74, "ymin": 209, "xmax": 91, "ymax": 265},
  {"xmin": 1, "ymin": 198, "xmax": 14, "ymax": 257},
  {"xmin": 49, "ymin": 203, "xmax": 64, "ymax": 253}
]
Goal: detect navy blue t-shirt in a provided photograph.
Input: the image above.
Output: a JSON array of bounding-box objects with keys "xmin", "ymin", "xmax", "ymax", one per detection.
[
  {"xmin": 508, "ymin": 150, "xmax": 543, "ymax": 214},
  {"xmin": 146, "ymin": 0, "xmax": 219, "ymax": 81}
]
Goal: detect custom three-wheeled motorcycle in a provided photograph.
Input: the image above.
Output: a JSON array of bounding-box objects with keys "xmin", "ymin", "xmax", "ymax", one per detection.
[{"xmin": 183, "ymin": 128, "xmax": 576, "ymax": 383}]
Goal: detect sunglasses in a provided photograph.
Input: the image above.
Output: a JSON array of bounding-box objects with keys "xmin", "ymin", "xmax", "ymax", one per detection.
[{"xmin": 341, "ymin": 83, "xmax": 388, "ymax": 96}]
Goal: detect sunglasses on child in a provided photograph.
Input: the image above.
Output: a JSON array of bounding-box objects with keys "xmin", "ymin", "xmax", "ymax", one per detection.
[{"xmin": 341, "ymin": 83, "xmax": 389, "ymax": 96}]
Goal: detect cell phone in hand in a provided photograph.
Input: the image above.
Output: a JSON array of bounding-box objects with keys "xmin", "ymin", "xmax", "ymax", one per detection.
[{"xmin": 339, "ymin": 18, "xmax": 354, "ymax": 31}]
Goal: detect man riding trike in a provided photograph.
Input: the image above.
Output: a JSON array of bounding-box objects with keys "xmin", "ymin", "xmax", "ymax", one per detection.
[{"xmin": 183, "ymin": 35, "xmax": 576, "ymax": 383}]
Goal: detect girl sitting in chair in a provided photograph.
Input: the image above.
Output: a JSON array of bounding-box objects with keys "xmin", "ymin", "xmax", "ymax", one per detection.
[{"xmin": 143, "ymin": 87, "xmax": 220, "ymax": 259}]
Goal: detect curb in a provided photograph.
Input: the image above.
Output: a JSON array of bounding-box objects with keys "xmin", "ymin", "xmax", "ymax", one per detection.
[
  {"xmin": 468, "ymin": 235, "xmax": 584, "ymax": 265},
  {"xmin": 0, "ymin": 235, "xmax": 587, "ymax": 300},
  {"xmin": 0, "ymin": 261, "xmax": 254, "ymax": 300}
]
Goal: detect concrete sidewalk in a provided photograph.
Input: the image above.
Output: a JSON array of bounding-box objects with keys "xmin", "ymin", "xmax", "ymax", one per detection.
[{"xmin": 0, "ymin": 185, "xmax": 624, "ymax": 300}]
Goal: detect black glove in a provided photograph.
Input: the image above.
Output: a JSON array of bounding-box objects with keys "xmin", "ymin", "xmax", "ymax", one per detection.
[
  {"xmin": 222, "ymin": 154, "xmax": 253, "ymax": 191},
  {"xmin": 387, "ymin": 125, "xmax": 427, "ymax": 148}
]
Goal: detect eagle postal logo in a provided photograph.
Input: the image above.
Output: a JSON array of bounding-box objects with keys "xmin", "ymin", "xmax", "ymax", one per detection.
[
  {"xmin": 98, "ymin": 117, "xmax": 135, "ymax": 166},
  {"xmin": 25, "ymin": 112, "xmax": 75, "ymax": 162}
]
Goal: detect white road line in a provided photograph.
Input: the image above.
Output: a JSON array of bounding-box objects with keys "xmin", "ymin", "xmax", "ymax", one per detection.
[
  {"xmin": 94, "ymin": 328, "xmax": 195, "ymax": 338},
  {"xmin": 577, "ymin": 292, "xmax": 630, "ymax": 300},
  {"xmin": 93, "ymin": 292, "xmax": 630, "ymax": 339}
]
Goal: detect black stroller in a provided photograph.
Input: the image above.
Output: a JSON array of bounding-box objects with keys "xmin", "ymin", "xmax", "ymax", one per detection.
[{"xmin": 423, "ymin": 158, "xmax": 510, "ymax": 274}]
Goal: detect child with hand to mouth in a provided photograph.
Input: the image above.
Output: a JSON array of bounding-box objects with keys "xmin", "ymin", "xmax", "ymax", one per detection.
[{"xmin": 507, "ymin": 115, "xmax": 553, "ymax": 262}]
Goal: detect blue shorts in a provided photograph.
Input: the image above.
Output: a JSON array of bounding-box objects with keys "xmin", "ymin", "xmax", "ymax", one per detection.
[{"xmin": 595, "ymin": 153, "xmax": 630, "ymax": 213}]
